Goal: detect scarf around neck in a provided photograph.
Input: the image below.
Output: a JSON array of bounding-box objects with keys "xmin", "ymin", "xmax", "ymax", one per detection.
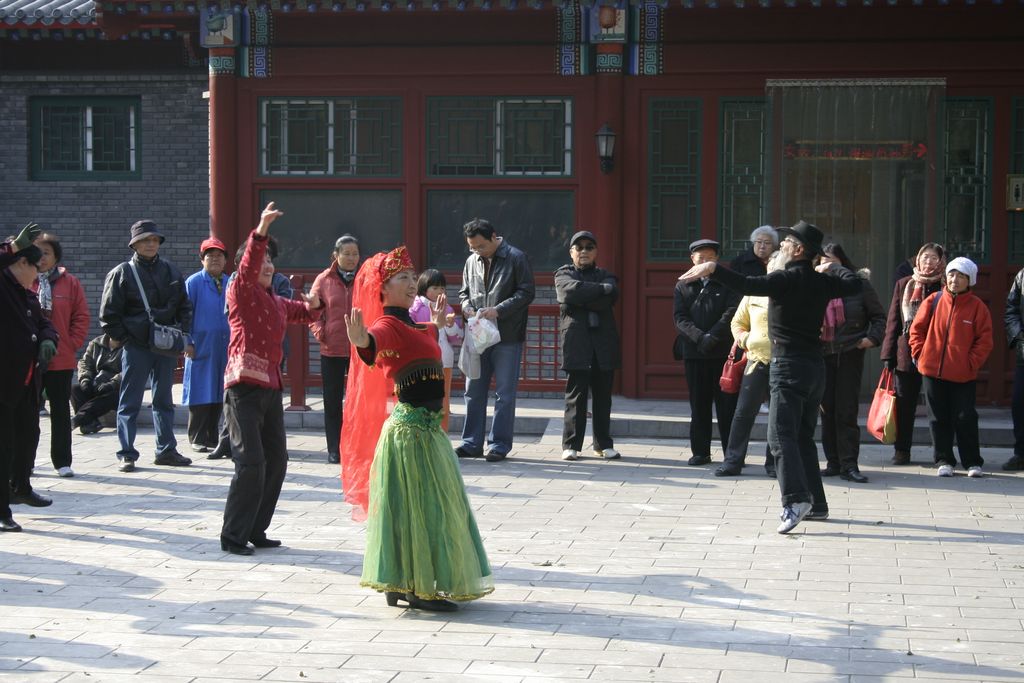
[
  {"xmin": 900, "ymin": 265, "xmax": 943, "ymax": 331},
  {"xmin": 37, "ymin": 270, "xmax": 54, "ymax": 312}
]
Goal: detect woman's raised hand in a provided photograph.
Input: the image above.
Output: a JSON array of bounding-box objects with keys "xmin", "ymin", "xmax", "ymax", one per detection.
[
  {"xmin": 345, "ymin": 308, "xmax": 370, "ymax": 348},
  {"xmin": 430, "ymin": 293, "xmax": 448, "ymax": 329},
  {"xmin": 256, "ymin": 201, "xmax": 284, "ymax": 236},
  {"xmin": 301, "ymin": 290, "xmax": 320, "ymax": 309}
]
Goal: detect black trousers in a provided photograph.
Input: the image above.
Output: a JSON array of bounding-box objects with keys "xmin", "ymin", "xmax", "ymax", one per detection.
[
  {"xmin": 893, "ymin": 367, "xmax": 924, "ymax": 453},
  {"xmin": 221, "ymin": 384, "xmax": 288, "ymax": 546},
  {"xmin": 723, "ymin": 361, "xmax": 773, "ymax": 469},
  {"xmin": 188, "ymin": 403, "xmax": 223, "ymax": 449},
  {"xmin": 769, "ymin": 354, "xmax": 828, "ymax": 512},
  {"xmin": 1, "ymin": 383, "xmax": 41, "ymax": 517},
  {"xmin": 684, "ymin": 357, "xmax": 737, "ymax": 458},
  {"xmin": 70, "ymin": 384, "xmax": 119, "ymax": 427},
  {"xmin": 923, "ymin": 376, "xmax": 982, "ymax": 469},
  {"xmin": 1012, "ymin": 363, "xmax": 1024, "ymax": 457},
  {"xmin": 821, "ymin": 348, "xmax": 865, "ymax": 471},
  {"xmin": 562, "ymin": 359, "xmax": 615, "ymax": 452},
  {"xmin": 41, "ymin": 369, "xmax": 73, "ymax": 469},
  {"xmin": 320, "ymin": 355, "xmax": 350, "ymax": 456}
]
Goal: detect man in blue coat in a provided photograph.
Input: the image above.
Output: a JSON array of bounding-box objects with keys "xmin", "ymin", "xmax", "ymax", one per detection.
[{"xmin": 183, "ymin": 238, "xmax": 231, "ymax": 452}]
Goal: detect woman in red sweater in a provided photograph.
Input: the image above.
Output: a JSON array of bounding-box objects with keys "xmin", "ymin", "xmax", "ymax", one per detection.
[
  {"xmin": 33, "ymin": 233, "xmax": 90, "ymax": 478},
  {"xmin": 909, "ymin": 257, "xmax": 993, "ymax": 478}
]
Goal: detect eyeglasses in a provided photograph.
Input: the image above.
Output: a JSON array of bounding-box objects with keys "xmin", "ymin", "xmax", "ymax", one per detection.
[
  {"xmin": 573, "ymin": 243, "xmax": 597, "ymax": 252},
  {"xmin": 753, "ymin": 240, "xmax": 775, "ymax": 247}
]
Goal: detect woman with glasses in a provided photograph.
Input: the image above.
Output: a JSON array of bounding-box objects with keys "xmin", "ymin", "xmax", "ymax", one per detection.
[{"xmin": 730, "ymin": 225, "xmax": 778, "ymax": 277}]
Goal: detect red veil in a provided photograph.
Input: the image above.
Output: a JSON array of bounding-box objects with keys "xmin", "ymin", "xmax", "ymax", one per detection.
[{"xmin": 338, "ymin": 247, "xmax": 415, "ymax": 520}]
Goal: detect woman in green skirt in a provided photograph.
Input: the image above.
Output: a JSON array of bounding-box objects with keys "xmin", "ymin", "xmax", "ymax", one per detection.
[{"xmin": 342, "ymin": 246, "xmax": 493, "ymax": 612}]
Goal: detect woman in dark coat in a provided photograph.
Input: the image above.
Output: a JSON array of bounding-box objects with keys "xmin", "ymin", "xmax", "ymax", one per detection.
[
  {"xmin": 818, "ymin": 243, "xmax": 886, "ymax": 483},
  {"xmin": 729, "ymin": 225, "xmax": 778, "ymax": 276},
  {"xmin": 1, "ymin": 223, "xmax": 59, "ymax": 532},
  {"xmin": 880, "ymin": 243, "xmax": 946, "ymax": 466}
]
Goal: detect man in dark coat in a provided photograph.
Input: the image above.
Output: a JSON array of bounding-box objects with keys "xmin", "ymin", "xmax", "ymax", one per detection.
[
  {"xmin": 1, "ymin": 224, "xmax": 59, "ymax": 532},
  {"xmin": 673, "ymin": 239, "xmax": 741, "ymax": 467},
  {"xmin": 100, "ymin": 220, "xmax": 194, "ymax": 473},
  {"xmin": 554, "ymin": 230, "xmax": 621, "ymax": 462},
  {"xmin": 71, "ymin": 334, "xmax": 123, "ymax": 435}
]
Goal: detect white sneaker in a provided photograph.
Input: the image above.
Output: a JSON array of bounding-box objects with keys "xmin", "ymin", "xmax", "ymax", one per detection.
[
  {"xmin": 561, "ymin": 449, "xmax": 581, "ymax": 461},
  {"xmin": 967, "ymin": 466, "xmax": 983, "ymax": 478},
  {"xmin": 57, "ymin": 466, "xmax": 74, "ymax": 478},
  {"xmin": 777, "ymin": 502, "xmax": 812, "ymax": 534},
  {"xmin": 595, "ymin": 448, "xmax": 621, "ymax": 460},
  {"xmin": 937, "ymin": 464, "xmax": 955, "ymax": 477}
]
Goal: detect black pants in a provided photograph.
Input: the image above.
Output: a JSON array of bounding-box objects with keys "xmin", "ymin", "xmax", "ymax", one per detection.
[
  {"xmin": 923, "ymin": 376, "xmax": 982, "ymax": 469},
  {"xmin": 41, "ymin": 369, "xmax": 73, "ymax": 469},
  {"xmin": 70, "ymin": 384, "xmax": 119, "ymax": 427},
  {"xmin": 188, "ymin": 403, "xmax": 223, "ymax": 449},
  {"xmin": 320, "ymin": 355, "xmax": 350, "ymax": 456},
  {"xmin": 221, "ymin": 384, "xmax": 288, "ymax": 546},
  {"xmin": 893, "ymin": 367, "xmax": 923, "ymax": 453},
  {"xmin": 821, "ymin": 348, "xmax": 865, "ymax": 471},
  {"xmin": 562, "ymin": 359, "xmax": 615, "ymax": 452},
  {"xmin": 684, "ymin": 357, "xmax": 737, "ymax": 458},
  {"xmin": 769, "ymin": 354, "xmax": 827, "ymax": 512},
  {"xmin": 0, "ymin": 384, "xmax": 41, "ymax": 517},
  {"xmin": 723, "ymin": 361, "xmax": 773, "ymax": 469},
  {"xmin": 1012, "ymin": 363, "xmax": 1024, "ymax": 457}
]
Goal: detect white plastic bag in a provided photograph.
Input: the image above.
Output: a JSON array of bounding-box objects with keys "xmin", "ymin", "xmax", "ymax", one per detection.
[
  {"xmin": 457, "ymin": 328, "xmax": 481, "ymax": 380},
  {"xmin": 466, "ymin": 316, "xmax": 501, "ymax": 354}
]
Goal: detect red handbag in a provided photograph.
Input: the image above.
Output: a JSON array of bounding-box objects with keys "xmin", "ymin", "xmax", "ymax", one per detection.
[
  {"xmin": 867, "ymin": 368, "xmax": 898, "ymax": 444},
  {"xmin": 719, "ymin": 343, "xmax": 747, "ymax": 394}
]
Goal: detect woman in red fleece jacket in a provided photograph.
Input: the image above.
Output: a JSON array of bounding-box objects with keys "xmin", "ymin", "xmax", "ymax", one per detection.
[{"xmin": 909, "ymin": 257, "xmax": 993, "ymax": 478}]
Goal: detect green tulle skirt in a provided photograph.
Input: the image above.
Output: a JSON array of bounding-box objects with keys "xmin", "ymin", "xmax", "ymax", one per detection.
[{"xmin": 360, "ymin": 402, "xmax": 494, "ymax": 602}]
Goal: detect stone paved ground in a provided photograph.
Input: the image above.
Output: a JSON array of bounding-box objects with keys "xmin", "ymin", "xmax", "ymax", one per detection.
[{"xmin": 2, "ymin": 419, "xmax": 1024, "ymax": 682}]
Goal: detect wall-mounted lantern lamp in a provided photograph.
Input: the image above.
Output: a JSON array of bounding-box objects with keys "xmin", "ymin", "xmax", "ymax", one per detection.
[{"xmin": 596, "ymin": 123, "xmax": 616, "ymax": 174}]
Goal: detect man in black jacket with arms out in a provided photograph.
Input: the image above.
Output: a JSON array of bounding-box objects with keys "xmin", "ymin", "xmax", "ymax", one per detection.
[{"xmin": 680, "ymin": 221, "xmax": 862, "ymax": 534}]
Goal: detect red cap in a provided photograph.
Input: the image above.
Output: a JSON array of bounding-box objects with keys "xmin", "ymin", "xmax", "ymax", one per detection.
[{"xmin": 200, "ymin": 237, "xmax": 227, "ymax": 256}]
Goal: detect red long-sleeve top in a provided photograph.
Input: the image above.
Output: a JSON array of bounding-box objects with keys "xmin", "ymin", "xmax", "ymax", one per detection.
[{"xmin": 224, "ymin": 230, "xmax": 321, "ymax": 390}]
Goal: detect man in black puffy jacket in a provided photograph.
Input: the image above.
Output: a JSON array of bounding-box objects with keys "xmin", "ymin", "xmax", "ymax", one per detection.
[
  {"xmin": 1004, "ymin": 266, "xmax": 1024, "ymax": 472},
  {"xmin": 673, "ymin": 239, "xmax": 741, "ymax": 467},
  {"xmin": 71, "ymin": 334, "xmax": 123, "ymax": 435},
  {"xmin": 100, "ymin": 220, "xmax": 193, "ymax": 473}
]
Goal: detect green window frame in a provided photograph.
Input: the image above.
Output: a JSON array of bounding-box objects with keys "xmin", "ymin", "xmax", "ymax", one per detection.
[
  {"xmin": 719, "ymin": 98, "xmax": 767, "ymax": 258},
  {"xmin": 426, "ymin": 97, "xmax": 573, "ymax": 177},
  {"xmin": 941, "ymin": 97, "xmax": 992, "ymax": 263},
  {"xmin": 1011, "ymin": 97, "xmax": 1024, "ymax": 263},
  {"xmin": 258, "ymin": 97, "xmax": 402, "ymax": 176},
  {"xmin": 30, "ymin": 97, "xmax": 140, "ymax": 180},
  {"xmin": 648, "ymin": 97, "xmax": 702, "ymax": 261}
]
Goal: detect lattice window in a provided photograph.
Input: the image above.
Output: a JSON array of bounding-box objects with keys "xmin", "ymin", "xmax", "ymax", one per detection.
[
  {"xmin": 1011, "ymin": 98, "xmax": 1024, "ymax": 263},
  {"xmin": 720, "ymin": 99, "xmax": 767, "ymax": 258},
  {"xmin": 259, "ymin": 97, "xmax": 401, "ymax": 176},
  {"xmin": 941, "ymin": 98, "xmax": 992, "ymax": 262},
  {"xmin": 427, "ymin": 97, "xmax": 573, "ymax": 177},
  {"xmin": 648, "ymin": 98, "xmax": 701, "ymax": 260},
  {"xmin": 31, "ymin": 98, "xmax": 139, "ymax": 180}
]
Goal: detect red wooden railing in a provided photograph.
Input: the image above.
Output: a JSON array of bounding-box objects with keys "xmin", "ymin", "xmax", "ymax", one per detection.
[{"xmin": 279, "ymin": 274, "xmax": 565, "ymax": 410}]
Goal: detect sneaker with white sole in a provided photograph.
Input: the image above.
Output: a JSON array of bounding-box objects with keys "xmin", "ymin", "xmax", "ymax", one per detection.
[
  {"xmin": 561, "ymin": 449, "xmax": 581, "ymax": 461},
  {"xmin": 57, "ymin": 466, "xmax": 74, "ymax": 478},
  {"xmin": 777, "ymin": 501, "xmax": 812, "ymax": 534},
  {"xmin": 937, "ymin": 464, "xmax": 954, "ymax": 477},
  {"xmin": 967, "ymin": 466, "xmax": 983, "ymax": 478},
  {"xmin": 595, "ymin": 448, "xmax": 621, "ymax": 460}
]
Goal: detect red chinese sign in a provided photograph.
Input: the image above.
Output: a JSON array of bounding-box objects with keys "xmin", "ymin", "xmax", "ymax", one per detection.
[{"xmin": 783, "ymin": 141, "xmax": 928, "ymax": 161}]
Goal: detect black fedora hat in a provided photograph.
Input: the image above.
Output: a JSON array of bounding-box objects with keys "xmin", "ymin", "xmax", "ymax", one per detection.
[{"xmin": 777, "ymin": 220, "xmax": 824, "ymax": 256}]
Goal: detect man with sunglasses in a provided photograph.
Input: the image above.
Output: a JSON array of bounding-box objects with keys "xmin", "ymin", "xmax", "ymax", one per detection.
[
  {"xmin": 679, "ymin": 221, "xmax": 862, "ymax": 534},
  {"xmin": 554, "ymin": 230, "xmax": 621, "ymax": 462}
]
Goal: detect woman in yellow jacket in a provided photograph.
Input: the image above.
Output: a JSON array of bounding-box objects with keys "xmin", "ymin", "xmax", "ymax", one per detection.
[{"xmin": 714, "ymin": 291, "xmax": 775, "ymax": 479}]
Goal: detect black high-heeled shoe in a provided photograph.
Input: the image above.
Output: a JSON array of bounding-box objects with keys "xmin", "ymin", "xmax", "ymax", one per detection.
[{"xmin": 385, "ymin": 591, "xmax": 458, "ymax": 612}]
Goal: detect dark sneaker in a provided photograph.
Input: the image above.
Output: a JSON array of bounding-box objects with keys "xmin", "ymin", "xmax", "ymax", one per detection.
[
  {"xmin": 1002, "ymin": 455, "xmax": 1024, "ymax": 472},
  {"xmin": 327, "ymin": 452, "xmax": 340, "ymax": 464},
  {"xmin": 484, "ymin": 450, "xmax": 507, "ymax": 462},
  {"xmin": 189, "ymin": 442, "xmax": 210, "ymax": 453},
  {"xmin": 687, "ymin": 454, "xmax": 712, "ymax": 466},
  {"xmin": 119, "ymin": 460, "xmax": 136, "ymax": 473},
  {"xmin": 714, "ymin": 464, "xmax": 742, "ymax": 477},
  {"xmin": 805, "ymin": 509, "xmax": 829, "ymax": 521},
  {"xmin": 80, "ymin": 420, "xmax": 103, "ymax": 435},
  {"xmin": 455, "ymin": 446, "xmax": 482, "ymax": 459},
  {"xmin": 154, "ymin": 451, "xmax": 192, "ymax": 467},
  {"xmin": 891, "ymin": 450, "xmax": 911, "ymax": 466}
]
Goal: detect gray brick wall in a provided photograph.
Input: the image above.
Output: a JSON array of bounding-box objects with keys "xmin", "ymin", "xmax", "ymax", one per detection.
[{"xmin": 0, "ymin": 72, "xmax": 210, "ymax": 348}]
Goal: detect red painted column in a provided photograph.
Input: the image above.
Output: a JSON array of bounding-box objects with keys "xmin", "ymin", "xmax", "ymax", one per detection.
[{"xmin": 208, "ymin": 46, "xmax": 238, "ymax": 247}]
